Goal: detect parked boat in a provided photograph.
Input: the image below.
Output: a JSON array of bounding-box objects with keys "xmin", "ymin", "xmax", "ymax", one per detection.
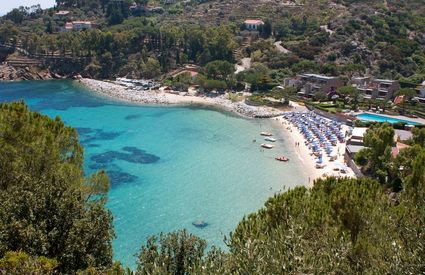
[
  {"xmin": 260, "ymin": 132, "xmax": 273, "ymax": 136},
  {"xmin": 275, "ymin": 156, "xmax": 289, "ymax": 162},
  {"xmin": 264, "ymin": 137, "xmax": 277, "ymax": 142},
  {"xmin": 261, "ymin": 143, "xmax": 274, "ymax": 149}
]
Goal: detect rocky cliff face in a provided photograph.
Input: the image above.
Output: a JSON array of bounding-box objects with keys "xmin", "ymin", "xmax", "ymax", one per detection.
[{"xmin": 0, "ymin": 64, "xmax": 55, "ymax": 81}]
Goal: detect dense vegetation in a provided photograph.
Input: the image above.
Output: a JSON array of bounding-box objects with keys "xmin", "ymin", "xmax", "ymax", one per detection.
[
  {"xmin": 1, "ymin": 0, "xmax": 425, "ymax": 273},
  {"xmin": 0, "ymin": 102, "xmax": 424, "ymax": 274},
  {"xmin": 0, "ymin": 102, "xmax": 114, "ymax": 273},
  {"xmin": 1, "ymin": 0, "xmax": 425, "ymax": 87}
]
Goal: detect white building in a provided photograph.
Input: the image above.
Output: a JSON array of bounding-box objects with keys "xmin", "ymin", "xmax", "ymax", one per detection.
[
  {"xmin": 244, "ymin": 19, "xmax": 265, "ymax": 31},
  {"xmin": 62, "ymin": 21, "xmax": 93, "ymax": 32},
  {"xmin": 54, "ymin": 10, "xmax": 70, "ymax": 19},
  {"xmin": 72, "ymin": 21, "xmax": 93, "ymax": 31}
]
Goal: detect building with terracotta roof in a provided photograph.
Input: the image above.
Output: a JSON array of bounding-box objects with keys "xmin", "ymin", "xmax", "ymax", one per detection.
[
  {"xmin": 391, "ymin": 142, "xmax": 410, "ymax": 157},
  {"xmin": 244, "ymin": 19, "xmax": 265, "ymax": 31}
]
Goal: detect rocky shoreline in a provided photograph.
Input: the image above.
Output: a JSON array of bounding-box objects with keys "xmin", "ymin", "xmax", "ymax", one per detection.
[
  {"xmin": 78, "ymin": 78, "xmax": 284, "ymax": 118},
  {"xmin": 0, "ymin": 64, "xmax": 57, "ymax": 81}
]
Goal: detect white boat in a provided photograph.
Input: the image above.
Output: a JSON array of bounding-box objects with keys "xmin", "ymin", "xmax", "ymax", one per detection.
[
  {"xmin": 264, "ymin": 137, "xmax": 277, "ymax": 142},
  {"xmin": 260, "ymin": 132, "xmax": 273, "ymax": 136},
  {"xmin": 261, "ymin": 143, "xmax": 274, "ymax": 149}
]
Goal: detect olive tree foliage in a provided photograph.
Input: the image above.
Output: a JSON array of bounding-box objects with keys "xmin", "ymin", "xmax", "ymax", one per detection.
[
  {"xmin": 0, "ymin": 251, "xmax": 58, "ymax": 274},
  {"xmin": 226, "ymin": 178, "xmax": 398, "ymax": 274},
  {"xmin": 224, "ymin": 176, "xmax": 424, "ymax": 274},
  {"xmin": 0, "ymin": 102, "xmax": 114, "ymax": 273},
  {"xmin": 136, "ymin": 176, "xmax": 425, "ymax": 274},
  {"xmin": 355, "ymin": 123, "xmax": 394, "ymax": 183},
  {"xmin": 136, "ymin": 230, "xmax": 207, "ymax": 275},
  {"xmin": 393, "ymin": 149, "xmax": 425, "ymax": 273},
  {"xmin": 411, "ymin": 127, "xmax": 425, "ymax": 147}
]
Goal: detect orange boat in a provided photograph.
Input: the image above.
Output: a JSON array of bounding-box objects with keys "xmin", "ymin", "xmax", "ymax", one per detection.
[{"xmin": 275, "ymin": 156, "xmax": 289, "ymax": 162}]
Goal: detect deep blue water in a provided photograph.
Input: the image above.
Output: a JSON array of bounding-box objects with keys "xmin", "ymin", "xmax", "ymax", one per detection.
[{"xmin": 0, "ymin": 80, "xmax": 308, "ymax": 268}]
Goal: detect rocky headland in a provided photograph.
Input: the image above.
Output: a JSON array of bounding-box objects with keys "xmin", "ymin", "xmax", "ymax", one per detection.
[{"xmin": 0, "ymin": 64, "xmax": 55, "ymax": 81}]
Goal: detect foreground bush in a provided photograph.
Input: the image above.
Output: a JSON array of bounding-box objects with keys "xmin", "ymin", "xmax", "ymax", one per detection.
[{"xmin": 0, "ymin": 102, "xmax": 114, "ymax": 273}]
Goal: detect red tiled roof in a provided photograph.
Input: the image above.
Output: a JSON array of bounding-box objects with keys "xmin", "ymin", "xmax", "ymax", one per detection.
[
  {"xmin": 394, "ymin": 95, "xmax": 405, "ymax": 105},
  {"xmin": 244, "ymin": 19, "xmax": 264, "ymax": 25},
  {"xmin": 391, "ymin": 142, "xmax": 410, "ymax": 157}
]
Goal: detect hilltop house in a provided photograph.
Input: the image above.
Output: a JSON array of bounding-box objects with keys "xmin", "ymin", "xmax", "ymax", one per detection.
[
  {"xmin": 63, "ymin": 21, "xmax": 93, "ymax": 32},
  {"xmin": 351, "ymin": 77, "xmax": 400, "ymax": 100},
  {"xmin": 54, "ymin": 10, "xmax": 70, "ymax": 19},
  {"xmin": 244, "ymin": 19, "xmax": 264, "ymax": 31},
  {"xmin": 284, "ymin": 74, "xmax": 343, "ymax": 98}
]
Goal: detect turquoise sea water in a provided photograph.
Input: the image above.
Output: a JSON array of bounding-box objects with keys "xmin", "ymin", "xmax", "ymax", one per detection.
[
  {"xmin": 357, "ymin": 113, "xmax": 421, "ymax": 125},
  {"xmin": 0, "ymin": 80, "xmax": 308, "ymax": 268}
]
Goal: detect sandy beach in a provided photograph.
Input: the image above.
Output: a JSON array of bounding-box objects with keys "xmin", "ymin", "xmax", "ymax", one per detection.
[
  {"xmin": 77, "ymin": 78, "xmax": 283, "ymax": 118},
  {"xmin": 78, "ymin": 78, "xmax": 355, "ymax": 188},
  {"xmin": 273, "ymin": 116, "xmax": 356, "ymax": 187}
]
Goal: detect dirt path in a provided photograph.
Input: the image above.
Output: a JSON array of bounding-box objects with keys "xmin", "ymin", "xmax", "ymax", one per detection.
[
  {"xmin": 235, "ymin": 57, "xmax": 251, "ymax": 74},
  {"xmin": 274, "ymin": 41, "xmax": 291, "ymax": 54}
]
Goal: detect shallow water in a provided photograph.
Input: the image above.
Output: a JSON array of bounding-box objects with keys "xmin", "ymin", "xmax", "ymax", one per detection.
[{"xmin": 0, "ymin": 80, "xmax": 308, "ymax": 268}]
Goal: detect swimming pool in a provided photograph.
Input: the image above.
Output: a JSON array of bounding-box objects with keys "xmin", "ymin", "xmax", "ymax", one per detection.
[{"xmin": 356, "ymin": 113, "xmax": 421, "ymax": 125}]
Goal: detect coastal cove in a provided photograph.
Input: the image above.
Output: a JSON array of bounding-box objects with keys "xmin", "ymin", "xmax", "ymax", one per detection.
[{"xmin": 0, "ymin": 80, "xmax": 309, "ymax": 268}]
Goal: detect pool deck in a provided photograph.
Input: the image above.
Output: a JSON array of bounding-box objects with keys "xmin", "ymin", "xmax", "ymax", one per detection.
[{"xmin": 353, "ymin": 111, "xmax": 425, "ymax": 125}]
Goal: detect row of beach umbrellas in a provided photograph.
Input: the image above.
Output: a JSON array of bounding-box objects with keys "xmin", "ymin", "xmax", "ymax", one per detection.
[{"xmin": 283, "ymin": 112, "xmax": 346, "ymax": 159}]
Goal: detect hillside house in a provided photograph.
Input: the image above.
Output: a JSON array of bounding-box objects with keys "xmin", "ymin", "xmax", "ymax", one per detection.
[
  {"xmin": 290, "ymin": 74, "xmax": 343, "ymax": 97},
  {"xmin": 244, "ymin": 19, "xmax": 264, "ymax": 31},
  {"xmin": 63, "ymin": 21, "xmax": 93, "ymax": 32},
  {"xmin": 54, "ymin": 10, "xmax": 70, "ymax": 19},
  {"xmin": 352, "ymin": 77, "xmax": 400, "ymax": 100}
]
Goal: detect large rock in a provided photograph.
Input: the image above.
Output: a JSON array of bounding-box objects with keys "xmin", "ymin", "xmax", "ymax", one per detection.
[
  {"xmin": 192, "ymin": 220, "xmax": 208, "ymax": 228},
  {"xmin": 0, "ymin": 64, "xmax": 54, "ymax": 81}
]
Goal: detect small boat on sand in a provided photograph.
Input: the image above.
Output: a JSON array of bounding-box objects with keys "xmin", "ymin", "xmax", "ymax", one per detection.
[
  {"xmin": 260, "ymin": 132, "xmax": 273, "ymax": 136},
  {"xmin": 264, "ymin": 137, "xmax": 277, "ymax": 142},
  {"xmin": 261, "ymin": 143, "xmax": 274, "ymax": 149},
  {"xmin": 275, "ymin": 156, "xmax": 289, "ymax": 162}
]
